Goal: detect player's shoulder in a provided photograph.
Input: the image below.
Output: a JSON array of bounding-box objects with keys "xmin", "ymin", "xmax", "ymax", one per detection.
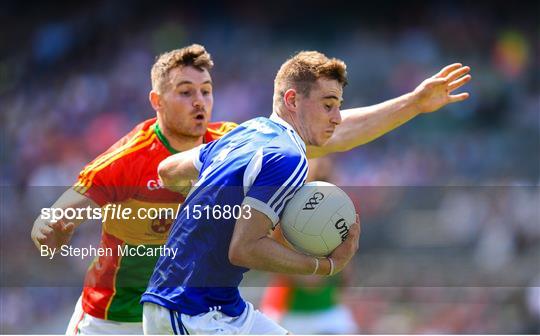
[
  {"xmin": 94, "ymin": 117, "xmax": 156, "ymax": 155},
  {"xmin": 79, "ymin": 118, "xmax": 159, "ymax": 176},
  {"xmin": 235, "ymin": 117, "xmax": 305, "ymax": 157},
  {"xmin": 261, "ymin": 139, "xmax": 306, "ymax": 167},
  {"xmin": 205, "ymin": 121, "xmax": 238, "ymax": 142},
  {"xmin": 111, "ymin": 117, "xmax": 156, "ymax": 147},
  {"xmin": 227, "ymin": 117, "xmax": 287, "ymax": 147},
  {"xmin": 242, "ymin": 117, "xmax": 284, "ymax": 135},
  {"xmin": 204, "ymin": 118, "xmax": 282, "ymax": 148},
  {"xmin": 267, "ymin": 131, "xmax": 305, "ymax": 158},
  {"xmin": 207, "ymin": 121, "xmax": 238, "ymax": 133}
]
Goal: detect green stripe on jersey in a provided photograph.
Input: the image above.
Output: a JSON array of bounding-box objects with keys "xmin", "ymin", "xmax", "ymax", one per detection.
[{"xmin": 106, "ymin": 245, "xmax": 160, "ymax": 322}]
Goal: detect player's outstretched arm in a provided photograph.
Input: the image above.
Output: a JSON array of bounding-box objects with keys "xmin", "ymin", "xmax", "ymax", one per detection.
[
  {"xmin": 157, "ymin": 145, "xmax": 201, "ymax": 193},
  {"xmin": 307, "ymin": 63, "xmax": 471, "ymax": 158},
  {"xmin": 229, "ymin": 208, "xmax": 360, "ymax": 276},
  {"xmin": 31, "ymin": 188, "xmax": 97, "ymax": 250}
]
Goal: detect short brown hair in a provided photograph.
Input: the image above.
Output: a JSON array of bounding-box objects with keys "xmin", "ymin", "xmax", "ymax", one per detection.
[
  {"xmin": 273, "ymin": 51, "xmax": 347, "ymax": 107},
  {"xmin": 151, "ymin": 44, "xmax": 214, "ymax": 93}
]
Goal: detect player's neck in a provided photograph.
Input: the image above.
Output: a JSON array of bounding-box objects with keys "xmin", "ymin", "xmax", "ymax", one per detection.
[{"xmin": 273, "ymin": 110, "xmax": 307, "ymax": 143}]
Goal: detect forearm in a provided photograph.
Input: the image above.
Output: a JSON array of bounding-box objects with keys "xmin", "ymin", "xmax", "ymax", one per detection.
[
  {"xmin": 158, "ymin": 150, "xmax": 200, "ymax": 190},
  {"xmin": 230, "ymin": 235, "xmax": 331, "ymax": 275},
  {"xmin": 45, "ymin": 188, "xmax": 97, "ymax": 227},
  {"xmin": 308, "ymin": 92, "xmax": 421, "ymax": 158},
  {"xmin": 337, "ymin": 92, "xmax": 421, "ymax": 148},
  {"xmin": 230, "ymin": 210, "xmax": 333, "ymax": 275}
]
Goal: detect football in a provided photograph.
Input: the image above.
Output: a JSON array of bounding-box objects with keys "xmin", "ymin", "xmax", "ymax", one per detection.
[{"xmin": 280, "ymin": 181, "xmax": 356, "ymax": 256}]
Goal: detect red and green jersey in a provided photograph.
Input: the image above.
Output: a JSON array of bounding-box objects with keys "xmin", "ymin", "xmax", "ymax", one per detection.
[
  {"xmin": 73, "ymin": 117, "xmax": 237, "ymax": 322},
  {"xmin": 260, "ymin": 275, "xmax": 341, "ymax": 318}
]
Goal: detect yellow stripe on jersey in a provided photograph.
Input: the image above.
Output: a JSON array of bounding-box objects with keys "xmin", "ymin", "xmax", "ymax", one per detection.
[
  {"xmin": 75, "ymin": 127, "xmax": 155, "ymax": 193},
  {"xmin": 79, "ymin": 127, "xmax": 153, "ymax": 177},
  {"xmin": 208, "ymin": 122, "xmax": 238, "ymax": 137},
  {"xmin": 78, "ymin": 126, "xmax": 155, "ymax": 184},
  {"xmin": 80, "ymin": 133, "xmax": 157, "ymax": 191},
  {"xmin": 73, "ymin": 180, "xmax": 88, "ymax": 194}
]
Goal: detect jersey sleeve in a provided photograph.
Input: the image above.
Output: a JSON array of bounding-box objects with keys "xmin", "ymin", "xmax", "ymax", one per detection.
[
  {"xmin": 243, "ymin": 148, "xmax": 308, "ymax": 226},
  {"xmin": 193, "ymin": 140, "xmax": 219, "ymax": 172},
  {"xmin": 73, "ymin": 158, "xmax": 131, "ymax": 206}
]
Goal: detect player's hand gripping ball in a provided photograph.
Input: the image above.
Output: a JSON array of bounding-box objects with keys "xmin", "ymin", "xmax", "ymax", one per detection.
[{"xmin": 280, "ymin": 181, "xmax": 356, "ymax": 256}]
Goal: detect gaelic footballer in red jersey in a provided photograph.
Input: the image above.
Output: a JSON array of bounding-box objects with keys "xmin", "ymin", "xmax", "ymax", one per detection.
[{"xmin": 73, "ymin": 118, "xmax": 235, "ymax": 322}]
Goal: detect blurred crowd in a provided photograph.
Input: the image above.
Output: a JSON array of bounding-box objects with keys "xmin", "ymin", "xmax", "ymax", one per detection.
[{"xmin": 1, "ymin": 0, "xmax": 538, "ymax": 333}]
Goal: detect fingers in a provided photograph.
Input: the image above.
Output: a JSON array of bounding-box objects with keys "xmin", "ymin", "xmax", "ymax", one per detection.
[
  {"xmin": 48, "ymin": 220, "xmax": 63, "ymax": 231},
  {"xmin": 347, "ymin": 221, "xmax": 361, "ymax": 250},
  {"xmin": 41, "ymin": 224, "xmax": 54, "ymax": 236},
  {"xmin": 62, "ymin": 222, "xmax": 75, "ymax": 234},
  {"xmin": 355, "ymin": 213, "xmax": 362, "ymax": 235},
  {"xmin": 448, "ymin": 74, "xmax": 472, "ymax": 92},
  {"xmin": 434, "ymin": 63, "xmax": 462, "ymax": 78},
  {"xmin": 33, "ymin": 228, "xmax": 53, "ymax": 249},
  {"xmin": 348, "ymin": 221, "xmax": 360, "ymax": 237},
  {"xmin": 49, "ymin": 219, "xmax": 74, "ymax": 233},
  {"xmin": 33, "ymin": 232, "xmax": 47, "ymax": 244},
  {"xmin": 449, "ymin": 92, "xmax": 470, "ymax": 103},
  {"xmin": 429, "ymin": 78, "xmax": 447, "ymax": 86},
  {"xmin": 33, "ymin": 220, "xmax": 74, "ymax": 250},
  {"xmin": 34, "ymin": 223, "xmax": 56, "ymax": 247},
  {"xmin": 445, "ymin": 66, "xmax": 470, "ymax": 83}
]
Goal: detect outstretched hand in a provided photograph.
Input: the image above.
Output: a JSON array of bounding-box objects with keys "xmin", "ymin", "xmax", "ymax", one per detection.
[
  {"xmin": 413, "ymin": 63, "xmax": 472, "ymax": 114},
  {"xmin": 31, "ymin": 218, "xmax": 75, "ymax": 250}
]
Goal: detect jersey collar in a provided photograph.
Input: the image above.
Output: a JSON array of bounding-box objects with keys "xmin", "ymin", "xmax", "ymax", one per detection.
[
  {"xmin": 269, "ymin": 113, "xmax": 306, "ymax": 153},
  {"xmin": 154, "ymin": 123, "xmax": 179, "ymax": 154}
]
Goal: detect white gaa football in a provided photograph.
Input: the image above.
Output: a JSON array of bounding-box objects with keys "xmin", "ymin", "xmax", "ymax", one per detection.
[{"xmin": 280, "ymin": 181, "xmax": 356, "ymax": 256}]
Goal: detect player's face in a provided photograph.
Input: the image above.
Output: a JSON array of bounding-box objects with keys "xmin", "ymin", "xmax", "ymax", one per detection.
[
  {"xmin": 297, "ymin": 78, "xmax": 343, "ymax": 146},
  {"xmin": 159, "ymin": 66, "xmax": 214, "ymax": 138}
]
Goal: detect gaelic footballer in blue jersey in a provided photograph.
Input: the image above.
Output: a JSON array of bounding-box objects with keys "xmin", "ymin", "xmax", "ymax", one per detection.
[{"xmin": 141, "ymin": 51, "xmax": 361, "ymax": 334}]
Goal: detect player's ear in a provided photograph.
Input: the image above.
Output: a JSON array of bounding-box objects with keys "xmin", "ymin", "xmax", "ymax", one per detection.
[
  {"xmin": 283, "ymin": 89, "xmax": 297, "ymax": 111},
  {"xmin": 149, "ymin": 90, "xmax": 162, "ymax": 111}
]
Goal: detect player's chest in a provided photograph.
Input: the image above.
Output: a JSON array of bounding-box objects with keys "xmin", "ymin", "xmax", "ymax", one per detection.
[{"xmin": 129, "ymin": 153, "xmax": 183, "ymax": 203}]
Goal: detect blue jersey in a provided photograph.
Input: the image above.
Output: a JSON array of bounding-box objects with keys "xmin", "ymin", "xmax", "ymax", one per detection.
[{"xmin": 141, "ymin": 114, "xmax": 308, "ymax": 317}]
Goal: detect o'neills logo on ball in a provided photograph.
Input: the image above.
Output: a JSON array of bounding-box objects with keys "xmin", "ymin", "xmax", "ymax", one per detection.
[
  {"xmin": 303, "ymin": 192, "xmax": 324, "ymax": 210},
  {"xmin": 334, "ymin": 218, "xmax": 349, "ymax": 242}
]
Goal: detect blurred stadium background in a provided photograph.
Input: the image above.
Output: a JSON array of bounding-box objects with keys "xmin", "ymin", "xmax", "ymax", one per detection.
[{"xmin": 1, "ymin": 0, "xmax": 539, "ymax": 333}]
